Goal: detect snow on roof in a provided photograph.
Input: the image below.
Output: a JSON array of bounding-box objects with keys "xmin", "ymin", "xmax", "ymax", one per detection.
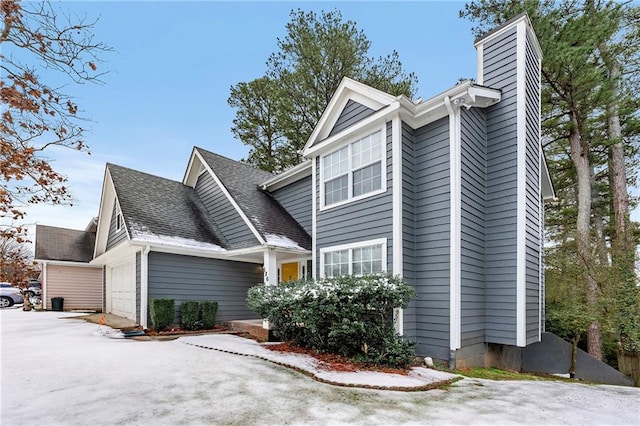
[
  {"xmin": 264, "ymin": 234, "xmax": 307, "ymax": 251},
  {"xmin": 130, "ymin": 230, "xmax": 225, "ymax": 252}
]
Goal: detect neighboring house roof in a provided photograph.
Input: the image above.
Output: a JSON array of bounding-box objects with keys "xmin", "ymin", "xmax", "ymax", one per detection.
[
  {"xmin": 107, "ymin": 163, "xmax": 226, "ymax": 250},
  {"xmin": 195, "ymin": 148, "xmax": 312, "ymax": 250},
  {"xmin": 35, "ymin": 225, "xmax": 96, "ymax": 263}
]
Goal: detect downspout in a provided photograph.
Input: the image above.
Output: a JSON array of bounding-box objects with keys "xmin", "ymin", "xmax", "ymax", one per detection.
[
  {"xmin": 140, "ymin": 246, "xmax": 150, "ymax": 329},
  {"xmin": 444, "ymin": 95, "xmax": 462, "ymax": 370}
]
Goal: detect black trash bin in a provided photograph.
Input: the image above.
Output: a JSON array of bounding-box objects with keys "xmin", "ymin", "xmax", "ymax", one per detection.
[{"xmin": 51, "ymin": 297, "xmax": 64, "ymax": 311}]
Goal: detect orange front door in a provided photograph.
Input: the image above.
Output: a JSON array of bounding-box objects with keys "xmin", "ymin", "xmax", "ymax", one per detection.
[{"xmin": 281, "ymin": 262, "xmax": 299, "ymax": 282}]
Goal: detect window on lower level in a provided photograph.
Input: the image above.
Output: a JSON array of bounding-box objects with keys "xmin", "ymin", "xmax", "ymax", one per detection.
[{"xmin": 320, "ymin": 239, "xmax": 386, "ymax": 278}]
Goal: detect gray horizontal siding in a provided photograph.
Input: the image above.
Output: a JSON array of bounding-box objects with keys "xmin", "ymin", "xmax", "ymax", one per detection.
[
  {"xmin": 329, "ymin": 99, "xmax": 376, "ymax": 137},
  {"xmin": 413, "ymin": 116, "xmax": 450, "ymax": 359},
  {"xmin": 106, "ymin": 201, "xmax": 127, "ymax": 251},
  {"xmin": 483, "ymin": 25, "xmax": 518, "ymax": 345},
  {"xmin": 148, "ymin": 252, "xmax": 262, "ymax": 324},
  {"xmin": 195, "ymin": 171, "xmax": 258, "ymax": 247},
  {"xmin": 401, "ymin": 122, "xmax": 416, "ymax": 342},
  {"xmin": 136, "ymin": 252, "xmax": 141, "ymax": 324},
  {"xmin": 271, "ymin": 176, "xmax": 313, "ymax": 235},
  {"xmin": 316, "ymin": 121, "xmax": 394, "ymax": 275},
  {"xmin": 525, "ymin": 32, "xmax": 542, "ymax": 344},
  {"xmin": 460, "ymin": 107, "xmax": 486, "ymax": 348}
]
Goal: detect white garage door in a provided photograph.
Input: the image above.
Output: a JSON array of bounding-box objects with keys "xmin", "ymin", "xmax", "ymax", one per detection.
[{"xmin": 110, "ymin": 260, "xmax": 136, "ymax": 321}]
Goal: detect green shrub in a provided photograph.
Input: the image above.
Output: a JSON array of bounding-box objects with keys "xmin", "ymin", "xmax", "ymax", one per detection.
[
  {"xmin": 180, "ymin": 301, "xmax": 202, "ymax": 330},
  {"xmin": 201, "ymin": 300, "xmax": 218, "ymax": 329},
  {"xmin": 150, "ymin": 298, "xmax": 174, "ymax": 331},
  {"xmin": 247, "ymin": 274, "xmax": 416, "ymax": 367}
]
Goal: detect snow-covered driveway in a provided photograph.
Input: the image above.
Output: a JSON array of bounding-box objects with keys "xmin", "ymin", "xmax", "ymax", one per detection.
[{"xmin": 1, "ymin": 309, "xmax": 638, "ymax": 425}]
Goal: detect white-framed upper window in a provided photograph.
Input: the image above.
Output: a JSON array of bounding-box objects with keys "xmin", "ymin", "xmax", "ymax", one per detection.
[
  {"xmin": 320, "ymin": 126, "xmax": 386, "ymax": 209},
  {"xmin": 115, "ymin": 206, "xmax": 124, "ymax": 233},
  {"xmin": 319, "ymin": 238, "xmax": 387, "ymax": 278}
]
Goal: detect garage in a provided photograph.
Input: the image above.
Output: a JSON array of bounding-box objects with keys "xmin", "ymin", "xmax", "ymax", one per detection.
[{"xmin": 109, "ymin": 260, "xmax": 136, "ymax": 321}]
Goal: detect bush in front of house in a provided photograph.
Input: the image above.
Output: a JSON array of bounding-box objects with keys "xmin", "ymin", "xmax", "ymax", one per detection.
[
  {"xmin": 247, "ymin": 274, "xmax": 416, "ymax": 368},
  {"xmin": 150, "ymin": 298, "xmax": 175, "ymax": 331},
  {"xmin": 180, "ymin": 301, "xmax": 202, "ymax": 330},
  {"xmin": 200, "ymin": 300, "xmax": 218, "ymax": 329},
  {"xmin": 179, "ymin": 300, "xmax": 218, "ymax": 330}
]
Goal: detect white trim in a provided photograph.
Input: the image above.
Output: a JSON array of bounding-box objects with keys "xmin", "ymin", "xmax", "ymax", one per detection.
[
  {"xmin": 318, "ymin": 124, "xmax": 388, "ymax": 211},
  {"xmin": 260, "ymin": 160, "xmax": 312, "ymax": 191},
  {"xmin": 391, "ymin": 114, "xmax": 404, "ymax": 335},
  {"xmin": 42, "ymin": 262, "xmax": 48, "ymax": 309},
  {"xmin": 476, "ymin": 43, "xmax": 484, "ymax": 85},
  {"xmin": 445, "ymin": 96, "xmax": 462, "ymax": 351},
  {"xmin": 35, "ymin": 259, "xmax": 102, "ymax": 268},
  {"xmin": 319, "ymin": 238, "xmax": 387, "ymax": 278},
  {"xmin": 140, "ymin": 246, "xmax": 150, "ymax": 329},
  {"xmin": 263, "ymin": 248, "xmax": 277, "ymax": 285},
  {"xmin": 516, "ymin": 20, "xmax": 528, "ymax": 347},
  {"xmin": 194, "ymin": 149, "xmax": 266, "ymax": 245},
  {"xmin": 303, "ymin": 77, "xmax": 397, "ymax": 153},
  {"xmin": 311, "ymin": 158, "xmax": 317, "ymax": 279},
  {"xmin": 304, "ymin": 102, "xmax": 400, "ymax": 158},
  {"xmin": 115, "ymin": 203, "xmax": 124, "ymax": 233}
]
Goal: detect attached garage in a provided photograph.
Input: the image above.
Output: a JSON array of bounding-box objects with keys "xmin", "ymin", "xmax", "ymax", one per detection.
[
  {"xmin": 43, "ymin": 264, "xmax": 102, "ymax": 311},
  {"xmin": 107, "ymin": 259, "xmax": 137, "ymax": 321}
]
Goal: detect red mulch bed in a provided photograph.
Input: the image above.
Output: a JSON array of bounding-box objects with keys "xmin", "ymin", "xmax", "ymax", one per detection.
[
  {"xmin": 263, "ymin": 342, "xmax": 411, "ymax": 375},
  {"xmin": 143, "ymin": 324, "xmax": 230, "ymax": 336}
]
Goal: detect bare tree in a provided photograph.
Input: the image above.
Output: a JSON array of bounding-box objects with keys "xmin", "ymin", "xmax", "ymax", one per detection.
[{"xmin": 1, "ymin": 0, "xmax": 110, "ymax": 240}]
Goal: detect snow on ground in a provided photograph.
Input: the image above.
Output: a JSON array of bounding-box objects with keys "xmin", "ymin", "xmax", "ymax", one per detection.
[
  {"xmin": 2, "ymin": 308, "xmax": 639, "ymax": 426},
  {"xmin": 180, "ymin": 334, "xmax": 457, "ymax": 389}
]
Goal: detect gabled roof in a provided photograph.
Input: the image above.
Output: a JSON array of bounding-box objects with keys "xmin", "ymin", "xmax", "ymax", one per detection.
[
  {"xmin": 35, "ymin": 225, "xmax": 96, "ymax": 263},
  {"xmin": 194, "ymin": 148, "xmax": 312, "ymax": 250},
  {"xmin": 303, "ymin": 77, "xmax": 397, "ymax": 153},
  {"xmin": 107, "ymin": 163, "xmax": 226, "ymax": 250}
]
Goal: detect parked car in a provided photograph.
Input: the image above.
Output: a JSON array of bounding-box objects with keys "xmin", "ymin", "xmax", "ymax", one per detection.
[
  {"xmin": 0, "ymin": 282, "xmax": 23, "ymax": 308},
  {"xmin": 23, "ymin": 281, "xmax": 42, "ymax": 298}
]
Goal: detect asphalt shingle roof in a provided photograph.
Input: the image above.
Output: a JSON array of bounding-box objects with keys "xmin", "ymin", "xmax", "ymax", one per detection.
[
  {"xmin": 107, "ymin": 163, "xmax": 226, "ymax": 248},
  {"xmin": 35, "ymin": 225, "xmax": 96, "ymax": 262},
  {"xmin": 196, "ymin": 148, "xmax": 312, "ymax": 250}
]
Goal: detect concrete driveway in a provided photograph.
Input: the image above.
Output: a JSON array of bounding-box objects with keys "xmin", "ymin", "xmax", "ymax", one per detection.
[{"xmin": 1, "ymin": 308, "xmax": 638, "ymax": 425}]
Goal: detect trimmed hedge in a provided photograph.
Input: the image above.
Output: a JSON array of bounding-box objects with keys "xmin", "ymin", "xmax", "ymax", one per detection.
[
  {"xmin": 181, "ymin": 301, "xmax": 202, "ymax": 330},
  {"xmin": 180, "ymin": 300, "xmax": 219, "ymax": 330},
  {"xmin": 150, "ymin": 298, "xmax": 174, "ymax": 331},
  {"xmin": 201, "ymin": 300, "xmax": 218, "ymax": 329},
  {"xmin": 247, "ymin": 274, "xmax": 416, "ymax": 368}
]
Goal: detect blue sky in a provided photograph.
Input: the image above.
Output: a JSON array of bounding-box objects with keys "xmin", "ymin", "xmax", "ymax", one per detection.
[{"xmin": 20, "ymin": 1, "xmax": 482, "ymax": 234}]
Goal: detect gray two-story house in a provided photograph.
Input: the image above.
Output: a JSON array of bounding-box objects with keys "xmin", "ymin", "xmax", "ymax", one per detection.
[{"xmin": 88, "ymin": 14, "xmax": 553, "ymax": 368}]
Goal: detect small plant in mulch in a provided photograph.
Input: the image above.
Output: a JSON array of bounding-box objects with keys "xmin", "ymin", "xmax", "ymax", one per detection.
[
  {"xmin": 144, "ymin": 323, "xmax": 230, "ymax": 336},
  {"xmin": 264, "ymin": 341, "xmax": 421, "ymax": 375}
]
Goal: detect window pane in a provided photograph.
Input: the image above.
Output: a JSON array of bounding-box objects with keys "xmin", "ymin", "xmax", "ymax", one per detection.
[
  {"xmin": 371, "ymin": 131, "xmax": 382, "ymax": 161},
  {"xmin": 353, "ymin": 162, "xmax": 382, "ymax": 197},
  {"xmin": 325, "ymin": 175, "xmax": 348, "ymax": 206}
]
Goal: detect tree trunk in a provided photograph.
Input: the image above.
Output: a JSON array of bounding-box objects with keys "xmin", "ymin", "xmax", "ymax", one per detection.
[
  {"xmin": 607, "ymin": 61, "xmax": 634, "ymax": 270},
  {"xmin": 569, "ymin": 112, "xmax": 602, "ymax": 360},
  {"xmin": 570, "ymin": 336, "xmax": 579, "ymax": 379}
]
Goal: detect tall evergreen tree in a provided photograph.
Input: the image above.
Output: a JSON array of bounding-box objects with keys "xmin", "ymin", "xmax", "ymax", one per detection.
[{"xmin": 228, "ymin": 9, "xmax": 417, "ymax": 173}]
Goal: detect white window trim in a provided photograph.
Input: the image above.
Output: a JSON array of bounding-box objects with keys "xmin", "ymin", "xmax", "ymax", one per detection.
[
  {"xmin": 319, "ymin": 238, "xmax": 387, "ymax": 278},
  {"xmin": 319, "ymin": 124, "xmax": 387, "ymax": 211},
  {"xmin": 115, "ymin": 205, "xmax": 124, "ymax": 233}
]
